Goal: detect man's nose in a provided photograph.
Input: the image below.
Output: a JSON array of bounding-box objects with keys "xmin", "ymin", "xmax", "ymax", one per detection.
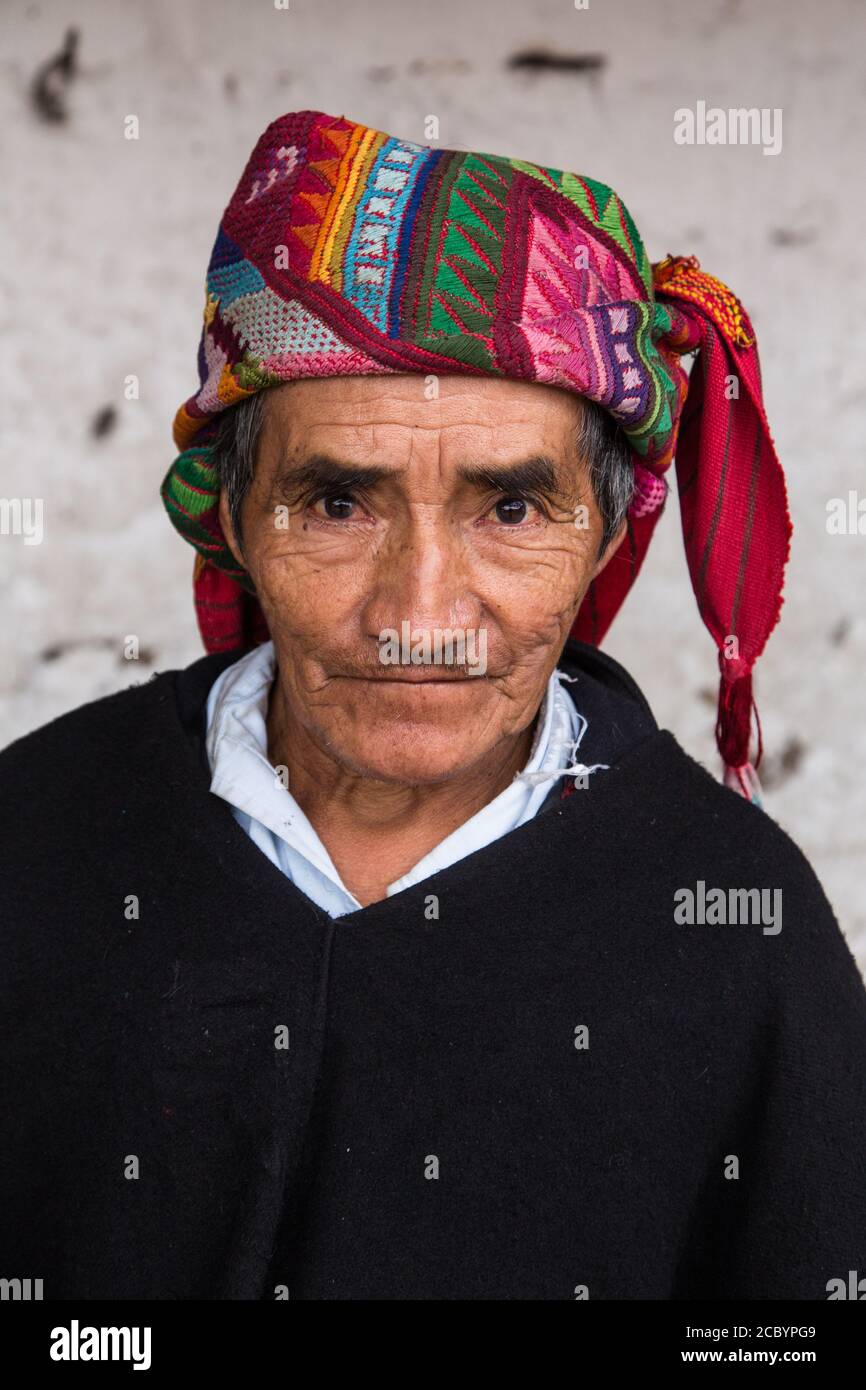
[{"xmin": 363, "ymin": 511, "xmax": 479, "ymax": 637}]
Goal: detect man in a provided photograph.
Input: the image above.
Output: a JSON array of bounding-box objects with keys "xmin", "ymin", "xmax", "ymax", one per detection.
[{"xmin": 2, "ymin": 110, "xmax": 865, "ymax": 1300}]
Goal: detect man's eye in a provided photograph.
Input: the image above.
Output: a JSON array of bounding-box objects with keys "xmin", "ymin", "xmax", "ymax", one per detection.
[
  {"xmin": 493, "ymin": 496, "xmax": 531, "ymax": 525},
  {"xmin": 311, "ymin": 493, "xmax": 357, "ymax": 520}
]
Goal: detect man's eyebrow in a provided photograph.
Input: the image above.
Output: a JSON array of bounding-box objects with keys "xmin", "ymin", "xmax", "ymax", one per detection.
[
  {"xmin": 457, "ymin": 456, "xmax": 565, "ymax": 495},
  {"xmin": 273, "ymin": 454, "xmax": 395, "ymax": 494}
]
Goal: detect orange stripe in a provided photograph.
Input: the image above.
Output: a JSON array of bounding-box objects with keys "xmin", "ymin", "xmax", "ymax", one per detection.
[{"xmin": 309, "ymin": 126, "xmax": 376, "ymax": 284}]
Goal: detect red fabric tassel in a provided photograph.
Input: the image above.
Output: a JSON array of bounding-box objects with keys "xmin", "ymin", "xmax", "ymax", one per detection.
[
  {"xmin": 716, "ymin": 665, "xmax": 753, "ymax": 770},
  {"xmin": 572, "ymin": 258, "xmax": 791, "ymax": 797},
  {"xmin": 653, "ymin": 260, "xmax": 791, "ymax": 797},
  {"xmin": 716, "ymin": 663, "xmax": 766, "ymax": 804}
]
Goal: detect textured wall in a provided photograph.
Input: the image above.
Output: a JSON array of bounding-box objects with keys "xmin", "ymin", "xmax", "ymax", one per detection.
[{"xmin": 2, "ymin": 0, "xmax": 864, "ymax": 965}]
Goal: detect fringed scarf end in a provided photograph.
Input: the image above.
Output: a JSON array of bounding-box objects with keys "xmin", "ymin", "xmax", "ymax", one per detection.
[{"xmin": 717, "ymin": 664, "xmax": 764, "ymax": 805}]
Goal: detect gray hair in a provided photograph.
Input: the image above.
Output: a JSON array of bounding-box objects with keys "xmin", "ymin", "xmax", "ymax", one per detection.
[{"xmin": 211, "ymin": 387, "xmax": 638, "ymax": 554}]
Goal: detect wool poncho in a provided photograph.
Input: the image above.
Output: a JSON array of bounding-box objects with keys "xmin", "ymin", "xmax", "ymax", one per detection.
[{"xmin": 1, "ymin": 643, "xmax": 865, "ymax": 1300}]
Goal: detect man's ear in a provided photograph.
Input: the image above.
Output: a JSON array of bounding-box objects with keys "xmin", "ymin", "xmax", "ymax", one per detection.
[
  {"xmin": 590, "ymin": 517, "xmax": 628, "ymax": 583},
  {"xmin": 219, "ymin": 490, "xmax": 245, "ymax": 570}
]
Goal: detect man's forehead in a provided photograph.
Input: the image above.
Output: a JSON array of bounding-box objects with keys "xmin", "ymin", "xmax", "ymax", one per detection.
[{"xmin": 263, "ymin": 373, "xmax": 584, "ymax": 441}]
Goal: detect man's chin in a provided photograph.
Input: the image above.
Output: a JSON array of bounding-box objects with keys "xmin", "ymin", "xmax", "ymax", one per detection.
[{"xmin": 320, "ymin": 717, "xmax": 499, "ymax": 786}]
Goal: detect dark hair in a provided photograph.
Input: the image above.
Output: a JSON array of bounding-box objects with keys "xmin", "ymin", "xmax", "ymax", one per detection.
[
  {"xmin": 212, "ymin": 387, "xmax": 638, "ymax": 554},
  {"xmin": 574, "ymin": 396, "xmax": 637, "ymax": 550},
  {"xmin": 212, "ymin": 390, "xmax": 267, "ymax": 552}
]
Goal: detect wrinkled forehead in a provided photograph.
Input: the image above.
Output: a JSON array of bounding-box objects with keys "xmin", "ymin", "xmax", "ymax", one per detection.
[{"xmin": 259, "ymin": 374, "xmax": 587, "ymax": 461}]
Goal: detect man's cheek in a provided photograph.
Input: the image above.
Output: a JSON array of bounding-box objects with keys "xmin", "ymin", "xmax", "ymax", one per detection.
[
  {"xmin": 477, "ymin": 548, "xmax": 592, "ymax": 620},
  {"xmin": 249, "ymin": 524, "xmax": 358, "ymax": 586},
  {"xmin": 254, "ymin": 553, "xmax": 364, "ymax": 639}
]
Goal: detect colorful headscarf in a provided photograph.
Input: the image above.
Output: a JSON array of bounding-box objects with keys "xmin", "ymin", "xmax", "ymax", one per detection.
[{"xmin": 161, "ymin": 109, "xmax": 791, "ymax": 799}]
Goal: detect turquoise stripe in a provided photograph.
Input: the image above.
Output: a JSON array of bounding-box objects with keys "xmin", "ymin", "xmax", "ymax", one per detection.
[{"xmin": 342, "ymin": 138, "xmax": 433, "ymax": 332}]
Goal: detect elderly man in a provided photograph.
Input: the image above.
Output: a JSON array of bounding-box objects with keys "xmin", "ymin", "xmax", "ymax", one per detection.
[{"xmin": 2, "ymin": 110, "xmax": 865, "ymax": 1302}]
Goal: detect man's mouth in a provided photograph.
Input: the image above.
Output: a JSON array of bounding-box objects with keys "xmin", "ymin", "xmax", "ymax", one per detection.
[{"xmin": 350, "ymin": 671, "xmax": 486, "ymax": 684}]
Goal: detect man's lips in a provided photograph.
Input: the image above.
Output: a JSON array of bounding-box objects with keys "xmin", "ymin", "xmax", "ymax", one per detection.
[{"xmin": 338, "ymin": 671, "xmax": 489, "ymax": 684}]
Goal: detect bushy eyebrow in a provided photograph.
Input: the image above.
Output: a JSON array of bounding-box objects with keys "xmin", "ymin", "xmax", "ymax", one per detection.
[
  {"xmin": 273, "ymin": 455, "xmax": 394, "ymax": 496},
  {"xmin": 456, "ymin": 456, "xmax": 564, "ymax": 496},
  {"xmin": 274, "ymin": 453, "xmax": 568, "ymax": 498}
]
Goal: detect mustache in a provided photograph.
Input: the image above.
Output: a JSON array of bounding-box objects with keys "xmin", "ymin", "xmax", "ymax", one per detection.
[
  {"xmin": 300, "ymin": 627, "xmax": 503, "ymax": 681},
  {"xmin": 336, "ymin": 626, "xmax": 491, "ymax": 678},
  {"xmin": 332, "ymin": 662, "xmax": 495, "ymax": 680}
]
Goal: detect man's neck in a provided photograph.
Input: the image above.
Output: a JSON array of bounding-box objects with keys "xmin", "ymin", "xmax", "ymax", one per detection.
[{"xmin": 266, "ymin": 680, "xmax": 536, "ymax": 907}]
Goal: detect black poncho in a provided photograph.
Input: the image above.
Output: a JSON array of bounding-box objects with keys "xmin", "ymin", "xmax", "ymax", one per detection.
[{"xmin": 1, "ymin": 642, "xmax": 864, "ymax": 1299}]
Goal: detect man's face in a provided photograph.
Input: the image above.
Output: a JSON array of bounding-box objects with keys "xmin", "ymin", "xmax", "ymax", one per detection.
[{"xmin": 220, "ymin": 375, "xmax": 625, "ymax": 784}]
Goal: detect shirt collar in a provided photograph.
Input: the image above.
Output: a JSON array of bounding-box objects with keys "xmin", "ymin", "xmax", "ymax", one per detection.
[{"xmin": 205, "ymin": 641, "xmax": 589, "ymax": 912}]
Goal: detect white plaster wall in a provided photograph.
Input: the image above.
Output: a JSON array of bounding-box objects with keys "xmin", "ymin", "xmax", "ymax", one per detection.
[{"xmin": 1, "ymin": 0, "xmax": 864, "ymax": 964}]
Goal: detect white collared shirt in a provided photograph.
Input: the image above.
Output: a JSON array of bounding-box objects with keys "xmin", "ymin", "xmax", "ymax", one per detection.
[{"xmin": 204, "ymin": 641, "xmax": 598, "ymax": 918}]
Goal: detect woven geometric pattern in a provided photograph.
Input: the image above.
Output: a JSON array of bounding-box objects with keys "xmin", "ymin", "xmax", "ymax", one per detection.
[{"xmin": 163, "ymin": 111, "xmax": 690, "ymax": 586}]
